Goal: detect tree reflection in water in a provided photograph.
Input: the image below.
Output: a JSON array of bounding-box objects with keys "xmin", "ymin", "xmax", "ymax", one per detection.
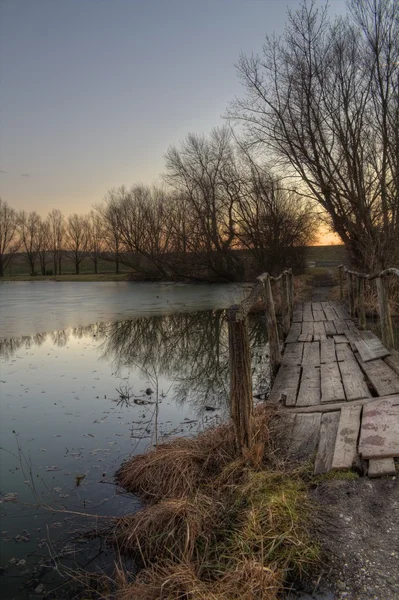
[{"xmin": 0, "ymin": 310, "xmax": 271, "ymax": 437}]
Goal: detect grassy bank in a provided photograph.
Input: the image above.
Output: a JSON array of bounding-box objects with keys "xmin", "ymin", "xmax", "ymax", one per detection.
[{"xmin": 103, "ymin": 406, "xmax": 320, "ymax": 600}]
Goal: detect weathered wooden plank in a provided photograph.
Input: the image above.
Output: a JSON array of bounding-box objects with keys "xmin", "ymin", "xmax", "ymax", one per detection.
[
  {"xmin": 314, "ymin": 411, "xmax": 340, "ymax": 474},
  {"xmin": 334, "ymin": 334, "xmax": 349, "ymax": 344},
  {"xmin": 267, "ymin": 364, "xmax": 302, "ymax": 406},
  {"xmin": 345, "ymin": 319, "xmax": 359, "ymax": 332},
  {"xmin": 292, "ymin": 303, "xmax": 303, "ymax": 323},
  {"xmin": 298, "ymin": 333, "xmax": 313, "ymax": 342},
  {"xmin": 302, "ymin": 302, "xmax": 314, "ymax": 322},
  {"xmin": 331, "ymin": 303, "xmax": 351, "ymax": 320},
  {"xmin": 296, "ymin": 366, "xmax": 321, "ymax": 406},
  {"xmin": 359, "ymin": 397, "xmax": 399, "ymax": 459},
  {"xmin": 282, "ymin": 342, "xmax": 304, "ymax": 366},
  {"xmin": 321, "ymin": 362, "xmax": 346, "ymax": 402},
  {"xmin": 302, "ymin": 341, "xmax": 320, "ymax": 367},
  {"xmin": 280, "ymin": 395, "xmax": 379, "ymax": 414},
  {"xmin": 385, "ymin": 349, "xmax": 399, "ymax": 376},
  {"xmin": 334, "ymin": 320, "xmax": 349, "ymax": 335},
  {"xmin": 368, "ymin": 458, "xmax": 396, "ymax": 478},
  {"xmin": 331, "ymin": 405, "xmax": 362, "ymax": 470},
  {"xmin": 313, "ymin": 309, "xmax": 326, "ymax": 322},
  {"xmin": 339, "ymin": 358, "xmax": 371, "ymax": 400},
  {"xmin": 324, "ymin": 321, "xmax": 337, "ymax": 336},
  {"xmin": 301, "ymin": 321, "xmax": 314, "ymax": 336},
  {"xmin": 323, "ymin": 305, "xmax": 338, "ymax": 322},
  {"xmin": 320, "ymin": 339, "xmax": 336, "ymax": 364},
  {"xmin": 344, "ymin": 326, "xmax": 363, "ymax": 348},
  {"xmin": 335, "ymin": 343, "xmax": 354, "ymax": 362},
  {"xmin": 289, "ymin": 413, "xmax": 321, "ymax": 460},
  {"xmin": 357, "ymin": 357, "xmax": 399, "ymax": 396},
  {"xmin": 285, "ymin": 322, "xmax": 302, "ymax": 344},
  {"xmin": 312, "ymin": 302, "xmax": 323, "ymax": 311},
  {"xmin": 355, "ymin": 339, "xmax": 390, "ymax": 363},
  {"xmin": 313, "ymin": 321, "xmax": 327, "ymax": 341}
]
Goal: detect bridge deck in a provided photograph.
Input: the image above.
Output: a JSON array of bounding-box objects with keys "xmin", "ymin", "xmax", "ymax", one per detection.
[{"xmin": 268, "ymin": 301, "xmax": 399, "ymax": 477}]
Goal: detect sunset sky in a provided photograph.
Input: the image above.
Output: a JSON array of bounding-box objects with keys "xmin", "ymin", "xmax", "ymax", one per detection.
[{"xmin": 1, "ymin": 0, "xmax": 346, "ymax": 242}]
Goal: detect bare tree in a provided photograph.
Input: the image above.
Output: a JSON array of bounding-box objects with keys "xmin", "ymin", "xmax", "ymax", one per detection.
[
  {"xmin": 0, "ymin": 198, "xmax": 21, "ymax": 277},
  {"xmin": 96, "ymin": 195, "xmax": 125, "ymax": 274},
  {"xmin": 47, "ymin": 209, "xmax": 65, "ymax": 275},
  {"xmin": 230, "ymin": 0, "xmax": 399, "ymax": 269},
  {"xmin": 18, "ymin": 210, "xmax": 41, "ymax": 275},
  {"xmin": 165, "ymin": 127, "xmax": 244, "ymax": 281},
  {"xmin": 37, "ymin": 217, "xmax": 51, "ymax": 275},
  {"xmin": 64, "ymin": 213, "xmax": 90, "ymax": 274},
  {"xmin": 87, "ymin": 210, "xmax": 105, "ymax": 274}
]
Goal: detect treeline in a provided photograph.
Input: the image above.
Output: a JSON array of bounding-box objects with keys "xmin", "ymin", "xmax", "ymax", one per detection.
[
  {"xmin": 0, "ymin": 129, "xmax": 318, "ymax": 281},
  {"xmin": 2, "ymin": 0, "xmax": 398, "ymax": 277}
]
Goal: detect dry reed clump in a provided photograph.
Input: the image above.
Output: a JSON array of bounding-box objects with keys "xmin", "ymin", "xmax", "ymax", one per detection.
[
  {"xmin": 109, "ymin": 407, "xmax": 319, "ymax": 600},
  {"xmin": 117, "ymin": 407, "xmax": 273, "ymax": 501}
]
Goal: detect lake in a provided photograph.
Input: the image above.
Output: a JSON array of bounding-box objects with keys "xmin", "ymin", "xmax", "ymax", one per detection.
[{"xmin": 0, "ymin": 282, "xmax": 270, "ymax": 599}]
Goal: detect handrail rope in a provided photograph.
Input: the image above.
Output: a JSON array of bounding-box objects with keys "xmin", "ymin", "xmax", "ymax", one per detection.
[{"xmin": 338, "ymin": 264, "xmax": 399, "ymax": 281}]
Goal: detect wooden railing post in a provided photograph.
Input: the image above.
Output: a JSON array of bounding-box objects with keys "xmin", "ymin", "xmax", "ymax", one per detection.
[
  {"xmin": 339, "ymin": 265, "xmax": 344, "ymax": 301},
  {"xmin": 375, "ymin": 276, "xmax": 394, "ymax": 348},
  {"xmin": 288, "ymin": 268, "xmax": 294, "ymax": 316},
  {"xmin": 258, "ymin": 274, "xmax": 282, "ymax": 378},
  {"xmin": 281, "ymin": 271, "xmax": 291, "ymax": 335},
  {"xmin": 358, "ymin": 277, "xmax": 366, "ymax": 330},
  {"xmin": 227, "ymin": 306, "xmax": 253, "ymax": 453}
]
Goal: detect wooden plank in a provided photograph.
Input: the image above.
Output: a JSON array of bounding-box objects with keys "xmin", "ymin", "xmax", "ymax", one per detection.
[
  {"xmin": 385, "ymin": 349, "xmax": 399, "ymax": 376},
  {"xmin": 282, "ymin": 342, "xmax": 304, "ymax": 366},
  {"xmin": 312, "ymin": 302, "xmax": 323, "ymax": 311},
  {"xmin": 331, "ymin": 303, "xmax": 351, "ymax": 320},
  {"xmin": 313, "ymin": 309, "xmax": 326, "ymax": 322},
  {"xmin": 334, "ymin": 334, "xmax": 349, "ymax": 344},
  {"xmin": 321, "ymin": 362, "xmax": 346, "ymax": 402},
  {"xmin": 339, "ymin": 358, "xmax": 371, "ymax": 400},
  {"xmin": 345, "ymin": 319, "xmax": 359, "ymax": 332},
  {"xmin": 323, "ymin": 305, "xmax": 338, "ymax": 322},
  {"xmin": 302, "ymin": 341, "xmax": 320, "ymax": 367},
  {"xmin": 267, "ymin": 364, "xmax": 301, "ymax": 406},
  {"xmin": 285, "ymin": 322, "xmax": 302, "ymax": 344},
  {"xmin": 301, "ymin": 321, "xmax": 314, "ymax": 336},
  {"xmin": 296, "ymin": 366, "xmax": 321, "ymax": 406},
  {"xmin": 289, "ymin": 413, "xmax": 321, "ymax": 460},
  {"xmin": 302, "ymin": 302, "xmax": 314, "ymax": 322},
  {"xmin": 334, "ymin": 320, "xmax": 349, "ymax": 335},
  {"xmin": 355, "ymin": 339, "xmax": 390, "ymax": 363},
  {"xmin": 292, "ymin": 303, "xmax": 303, "ymax": 323},
  {"xmin": 331, "ymin": 405, "xmax": 362, "ymax": 470},
  {"xmin": 336, "ymin": 343, "xmax": 354, "ymax": 362},
  {"xmin": 298, "ymin": 333, "xmax": 313, "ymax": 342},
  {"xmin": 313, "ymin": 321, "xmax": 327, "ymax": 341},
  {"xmin": 357, "ymin": 357, "xmax": 399, "ymax": 396},
  {"xmin": 314, "ymin": 411, "xmax": 340, "ymax": 474},
  {"xmin": 345, "ymin": 330, "xmax": 364, "ymax": 351},
  {"xmin": 359, "ymin": 397, "xmax": 399, "ymax": 458},
  {"xmin": 324, "ymin": 321, "xmax": 337, "ymax": 336},
  {"xmin": 368, "ymin": 458, "xmax": 396, "ymax": 478},
  {"xmin": 320, "ymin": 339, "xmax": 336, "ymax": 364},
  {"xmin": 280, "ymin": 395, "xmax": 380, "ymax": 414}
]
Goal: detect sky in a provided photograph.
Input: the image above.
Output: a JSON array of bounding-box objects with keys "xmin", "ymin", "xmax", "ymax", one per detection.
[{"xmin": 0, "ymin": 0, "xmax": 347, "ymax": 224}]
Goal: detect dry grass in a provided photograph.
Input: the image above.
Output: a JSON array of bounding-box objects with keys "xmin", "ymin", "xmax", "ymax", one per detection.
[{"xmin": 109, "ymin": 407, "xmax": 319, "ymax": 600}]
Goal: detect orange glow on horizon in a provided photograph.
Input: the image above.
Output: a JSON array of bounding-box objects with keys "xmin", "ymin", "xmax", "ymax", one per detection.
[{"xmin": 312, "ymin": 228, "xmax": 343, "ymax": 246}]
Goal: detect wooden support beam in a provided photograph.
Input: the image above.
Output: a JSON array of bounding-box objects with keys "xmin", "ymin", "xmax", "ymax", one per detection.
[
  {"xmin": 259, "ymin": 274, "xmax": 282, "ymax": 378},
  {"xmin": 375, "ymin": 276, "xmax": 394, "ymax": 348},
  {"xmin": 358, "ymin": 277, "xmax": 366, "ymax": 330},
  {"xmin": 227, "ymin": 307, "xmax": 253, "ymax": 453}
]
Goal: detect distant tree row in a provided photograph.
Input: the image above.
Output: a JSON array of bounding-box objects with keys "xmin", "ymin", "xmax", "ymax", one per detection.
[
  {"xmin": 0, "ymin": 129, "xmax": 318, "ymax": 280},
  {"xmin": 3, "ymin": 0, "xmax": 396, "ymax": 276}
]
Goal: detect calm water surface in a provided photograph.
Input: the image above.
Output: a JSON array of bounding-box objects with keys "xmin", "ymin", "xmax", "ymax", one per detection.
[{"xmin": 0, "ymin": 282, "xmax": 269, "ymax": 599}]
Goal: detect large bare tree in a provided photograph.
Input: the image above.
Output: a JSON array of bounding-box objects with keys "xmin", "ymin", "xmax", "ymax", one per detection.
[
  {"xmin": 230, "ymin": 0, "xmax": 399, "ymax": 269},
  {"xmin": 18, "ymin": 210, "xmax": 41, "ymax": 275},
  {"xmin": 47, "ymin": 209, "xmax": 65, "ymax": 275},
  {"xmin": 0, "ymin": 198, "xmax": 21, "ymax": 277},
  {"xmin": 64, "ymin": 213, "xmax": 90, "ymax": 274}
]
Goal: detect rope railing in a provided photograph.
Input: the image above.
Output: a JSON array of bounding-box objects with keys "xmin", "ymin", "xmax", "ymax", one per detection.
[
  {"xmin": 226, "ymin": 268, "xmax": 294, "ymax": 453},
  {"xmin": 338, "ymin": 264, "xmax": 399, "ymax": 347}
]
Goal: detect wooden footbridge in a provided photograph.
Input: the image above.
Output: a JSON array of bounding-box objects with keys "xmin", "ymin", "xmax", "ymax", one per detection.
[{"xmin": 227, "ymin": 267, "xmax": 399, "ymax": 478}]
